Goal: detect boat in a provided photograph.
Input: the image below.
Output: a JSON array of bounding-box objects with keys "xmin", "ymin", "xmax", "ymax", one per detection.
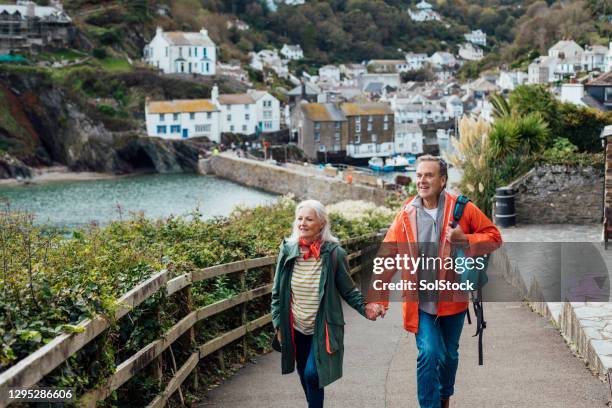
[
  {"xmin": 384, "ymin": 156, "xmax": 410, "ymax": 171},
  {"xmin": 368, "ymin": 157, "xmax": 393, "ymax": 172}
]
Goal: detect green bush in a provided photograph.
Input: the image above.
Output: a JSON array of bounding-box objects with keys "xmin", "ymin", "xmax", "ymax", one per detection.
[{"xmin": 92, "ymin": 48, "xmax": 107, "ymax": 60}]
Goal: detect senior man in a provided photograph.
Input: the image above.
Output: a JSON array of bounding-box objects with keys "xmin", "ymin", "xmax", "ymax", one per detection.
[{"xmin": 366, "ymin": 155, "xmax": 501, "ymax": 408}]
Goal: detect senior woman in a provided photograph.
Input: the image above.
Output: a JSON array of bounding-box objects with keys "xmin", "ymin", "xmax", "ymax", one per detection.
[{"xmin": 271, "ymin": 199, "xmax": 379, "ymax": 408}]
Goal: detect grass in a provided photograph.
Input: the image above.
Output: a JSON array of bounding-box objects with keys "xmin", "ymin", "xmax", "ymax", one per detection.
[
  {"xmin": 37, "ymin": 49, "xmax": 88, "ymax": 62},
  {"xmin": 97, "ymin": 57, "xmax": 132, "ymax": 73}
]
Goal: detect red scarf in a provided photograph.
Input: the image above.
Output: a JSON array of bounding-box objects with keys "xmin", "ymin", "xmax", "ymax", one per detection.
[{"xmin": 299, "ymin": 238, "xmax": 321, "ymax": 260}]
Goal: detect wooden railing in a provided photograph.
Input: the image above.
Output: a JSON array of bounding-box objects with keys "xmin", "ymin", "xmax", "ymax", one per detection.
[{"xmin": 0, "ymin": 233, "xmax": 380, "ymax": 408}]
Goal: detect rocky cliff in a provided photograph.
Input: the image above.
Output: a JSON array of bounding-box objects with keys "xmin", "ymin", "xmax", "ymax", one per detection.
[{"xmin": 0, "ymin": 69, "xmax": 225, "ymax": 179}]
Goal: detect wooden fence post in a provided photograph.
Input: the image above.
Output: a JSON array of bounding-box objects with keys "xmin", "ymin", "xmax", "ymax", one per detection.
[
  {"xmin": 240, "ymin": 269, "xmax": 248, "ymax": 362},
  {"xmin": 176, "ymin": 285, "xmax": 195, "ymax": 401}
]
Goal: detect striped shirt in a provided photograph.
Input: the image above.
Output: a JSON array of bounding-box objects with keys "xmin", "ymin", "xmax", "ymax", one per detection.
[{"xmin": 291, "ymin": 247, "xmax": 322, "ymax": 335}]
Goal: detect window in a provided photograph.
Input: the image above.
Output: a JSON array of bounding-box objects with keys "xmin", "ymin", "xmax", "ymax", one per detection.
[
  {"xmin": 194, "ymin": 48, "xmax": 198, "ymax": 57},
  {"xmin": 333, "ymin": 145, "xmax": 341, "ymax": 152},
  {"xmin": 314, "ymin": 122, "xmax": 321, "ymax": 130},
  {"xmin": 173, "ymin": 113, "xmax": 179, "ymax": 121},
  {"xmin": 606, "ymin": 87, "xmax": 612, "ymax": 101},
  {"xmin": 355, "ymin": 133, "xmax": 361, "ymax": 144},
  {"xmin": 384, "ymin": 123, "xmax": 388, "ymax": 130},
  {"xmin": 165, "ymin": 47, "xmax": 168, "ymax": 57},
  {"xmin": 335, "ymin": 121, "xmax": 341, "ymax": 129},
  {"xmin": 264, "ymin": 121, "xmax": 272, "ymax": 129},
  {"xmin": 368, "ymin": 115, "xmax": 373, "ymax": 122},
  {"xmin": 189, "ymin": 113, "xmax": 195, "ymax": 120},
  {"xmin": 367, "ymin": 123, "xmax": 372, "ymax": 131},
  {"xmin": 207, "ymin": 112, "xmax": 212, "ymax": 119},
  {"xmin": 244, "ymin": 104, "xmax": 250, "ymax": 110},
  {"xmin": 263, "ymin": 111, "xmax": 272, "ymax": 119},
  {"xmin": 399, "ymin": 143, "xmax": 404, "ymax": 149},
  {"xmin": 227, "ymin": 114, "xmax": 231, "ymax": 121},
  {"xmin": 170, "ymin": 125, "xmax": 180, "ymax": 133},
  {"xmin": 230, "ymin": 125, "xmax": 234, "ymax": 132},
  {"xmin": 178, "ymin": 47, "xmax": 182, "ymax": 57},
  {"xmin": 159, "ymin": 113, "xmax": 165, "ymax": 121},
  {"xmin": 157, "ymin": 125, "xmax": 167, "ymax": 134},
  {"xmin": 355, "ymin": 122, "xmax": 361, "ymax": 132},
  {"xmin": 334, "ymin": 132, "xmax": 340, "ymax": 142},
  {"xmin": 372, "ymin": 134, "xmax": 377, "ymax": 142},
  {"xmin": 314, "ymin": 131, "xmax": 320, "ymax": 142},
  {"xmin": 245, "ymin": 114, "xmax": 250, "ymax": 120},
  {"xmin": 195, "ymin": 124, "xmax": 211, "ymax": 133},
  {"xmin": 412, "ymin": 142, "xmax": 418, "ymax": 151},
  {"xmin": 188, "ymin": 48, "xmax": 191, "ymax": 57},
  {"xmin": 384, "ymin": 115, "xmax": 388, "ymax": 122},
  {"xmin": 203, "ymin": 48, "xmax": 207, "ymax": 57}
]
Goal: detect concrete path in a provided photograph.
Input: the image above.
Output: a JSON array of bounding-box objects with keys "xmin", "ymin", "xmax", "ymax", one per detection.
[{"xmin": 199, "ymin": 301, "xmax": 608, "ymax": 407}]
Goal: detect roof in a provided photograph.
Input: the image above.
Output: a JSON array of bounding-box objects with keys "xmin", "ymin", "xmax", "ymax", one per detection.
[
  {"xmin": 163, "ymin": 31, "xmax": 215, "ymax": 47},
  {"xmin": 601, "ymin": 125, "xmax": 612, "ymax": 138},
  {"xmin": 288, "ymin": 82, "xmax": 320, "ymax": 96},
  {"xmin": 247, "ymin": 90, "xmax": 269, "ymax": 101},
  {"xmin": 218, "ymin": 93, "xmax": 255, "ymax": 105},
  {"xmin": 549, "ymin": 40, "xmax": 583, "ymax": 53},
  {"xmin": 341, "ymin": 102, "xmax": 393, "ymax": 116},
  {"xmin": 301, "ymin": 103, "xmax": 345, "ymax": 122},
  {"xmin": 147, "ymin": 99, "xmax": 218, "ymax": 114},
  {"xmin": 467, "ymin": 77, "xmax": 497, "ymax": 92},
  {"xmin": 582, "ymin": 95, "xmax": 609, "ymax": 111},
  {"xmin": 320, "ymin": 65, "xmax": 339, "ymax": 71},
  {"xmin": 587, "ymin": 71, "xmax": 612, "ymax": 86},
  {"xmin": 282, "ymin": 44, "xmax": 302, "ymax": 52},
  {"xmin": 369, "ymin": 59, "xmax": 406, "ymax": 65},
  {"xmin": 0, "ymin": 3, "xmax": 71, "ymax": 21},
  {"xmin": 416, "ymin": 0, "xmax": 433, "ymax": 9},
  {"xmin": 0, "ymin": 54, "xmax": 28, "ymax": 63},
  {"xmin": 364, "ymin": 82, "xmax": 384, "ymax": 93}
]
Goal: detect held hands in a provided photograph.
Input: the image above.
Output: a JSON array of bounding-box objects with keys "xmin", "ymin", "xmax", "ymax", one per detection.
[
  {"xmin": 446, "ymin": 222, "xmax": 468, "ymax": 245},
  {"xmin": 365, "ymin": 303, "xmax": 386, "ymax": 321}
]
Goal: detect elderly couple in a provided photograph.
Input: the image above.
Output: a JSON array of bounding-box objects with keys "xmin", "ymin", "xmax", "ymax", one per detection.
[{"xmin": 271, "ymin": 156, "xmax": 502, "ymax": 408}]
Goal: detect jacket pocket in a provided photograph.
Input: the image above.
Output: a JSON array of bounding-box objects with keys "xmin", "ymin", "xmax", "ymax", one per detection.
[{"xmin": 325, "ymin": 320, "xmax": 344, "ymax": 354}]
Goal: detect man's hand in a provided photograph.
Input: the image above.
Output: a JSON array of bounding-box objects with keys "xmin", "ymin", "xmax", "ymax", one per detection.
[
  {"xmin": 365, "ymin": 303, "xmax": 386, "ymax": 321},
  {"xmin": 447, "ymin": 222, "xmax": 468, "ymax": 244},
  {"xmin": 275, "ymin": 329, "xmax": 281, "ymax": 343}
]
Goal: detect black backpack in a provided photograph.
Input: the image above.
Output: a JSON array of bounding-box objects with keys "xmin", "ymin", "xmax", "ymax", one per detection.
[{"xmin": 452, "ymin": 195, "xmax": 488, "ymax": 366}]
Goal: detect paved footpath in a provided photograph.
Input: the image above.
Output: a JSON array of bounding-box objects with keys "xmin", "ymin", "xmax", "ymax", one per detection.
[{"xmin": 200, "ymin": 303, "xmax": 608, "ymax": 407}]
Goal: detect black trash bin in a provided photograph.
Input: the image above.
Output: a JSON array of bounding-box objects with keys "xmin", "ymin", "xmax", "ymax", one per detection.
[{"xmin": 495, "ymin": 187, "xmax": 516, "ymax": 227}]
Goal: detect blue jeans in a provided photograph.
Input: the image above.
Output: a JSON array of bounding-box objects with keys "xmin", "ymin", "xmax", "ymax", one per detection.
[
  {"xmin": 415, "ymin": 309, "xmax": 466, "ymax": 408},
  {"xmin": 295, "ymin": 329, "xmax": 324, "ymax": 408}
]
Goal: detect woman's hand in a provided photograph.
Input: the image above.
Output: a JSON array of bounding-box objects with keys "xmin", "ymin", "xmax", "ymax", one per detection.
[{"xmin": 276, "ymin": 328, "xmax": 282, "ymax": 343}]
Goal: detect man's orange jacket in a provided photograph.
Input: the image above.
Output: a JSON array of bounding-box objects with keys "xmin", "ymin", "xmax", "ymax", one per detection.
[{"xmin": 372, "ymin": 191, "xmax": 502, "ymax": 334}]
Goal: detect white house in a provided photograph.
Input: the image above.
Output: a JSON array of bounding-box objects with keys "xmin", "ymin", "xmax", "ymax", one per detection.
[
  {"xmin": 368, "ymin": 59, "xmax": 410, "ymax": 73},
  {"xmin": 559, "ymin": 83, "xmax": 587, "ymax": 106},
  {"xmin": 498, "ymin": 70, "xmax": 528, "ymax": 91},
  {"xmin": 548, "ymin": 40, "xmax": 583, "ymax": 59},
  {"xmin": 445, "ymin": 95, "xmax": 463, "ymax": 118},
  {"xmin": 458, "ymin": 43, "xmax": 483, "ymax": 61},
  {"xmin": 341, "ymin": 63, "xmax": 367, "ymax": 78},
  {"xmin": 394, "ymin": 123, "xmax": 423, "ymax": 154},
  {"xmin": 247, "ymin": 89, "xmax": 281, "ymax": 132},
  {"xmin": 249, "ymin": 49, "xmax": 289, "ymax": 78},
  {"xmin": 528, "ymin": 56, "xmax": 558, "ymax": 83},
  {"xmin": 606, "ymin": 43, "xmax": 612, "ymax": 72},
  {"xmin": 390, "ymin": 94, "xmax": 448, "ymax": 124},
  {"xmin": 145, "ymin": 99, "xmax": 221, "ymax": 142},
  {"xmin": 143, "ymin": 27, "xmax": 216, "ymax": 75},
  {"xmin": 280, "ymin": 44, "xmax": 304, "ymax": 60},
  {"xmin": 429, "ymin": 51, "xmax": 457, "ymax": 68},
  {"xmin": 405, "ymin": 52, "xmax": 428, "ymax": 70},
  {"xmin": 214, "ymin": 90, "xmax": 258, "ymax": 135},
  {"xmin": 464, "ymin": 29, "xmax": 486, "ymax": 46},
  {"xmin": 319, "ymin": 65, "xmax": 341, "ymax": 83},
  {"xmin": 408, "ymin": 0, "xmax": 441, "ymax": 22},
  {"xmin": 581, "ymin": 45, "xmax": 608, "ymax": 72}
]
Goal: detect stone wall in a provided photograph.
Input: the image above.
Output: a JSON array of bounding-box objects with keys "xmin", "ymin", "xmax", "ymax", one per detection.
[
  {"xmin": 506, "ymin": 164, "xmax": 603, "ymax": 224},
  {"xmin": 199, "ymin": 155, "xmax": 393, "ymax": 205}
]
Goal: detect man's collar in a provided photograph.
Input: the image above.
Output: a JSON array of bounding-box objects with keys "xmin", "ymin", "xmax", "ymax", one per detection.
[{"xmin": 410, "ymin": 190, "xmax": 446, "ymax": 210}]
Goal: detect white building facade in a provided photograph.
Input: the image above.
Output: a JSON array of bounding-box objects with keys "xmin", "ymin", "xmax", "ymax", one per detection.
[
  {"xmin": 143, "ymin": 27, "xmax": 216, "ymax": 75},
  {"xmin": 458, "ymin": 43, "xmax": 483, "ymax": 61},
  {"xmin": 405, "ymin": 53, "xmax": 428, "ymax": 70},
  {"xmin": 464, "ymin": 30, "xmax": 486, "ymax": 46},
  {"xmin": 248, "ymin": 90, "xmax": 281, "ymax": 132},
  {"xmin": 280, "ymin": 44, "xmax": 304, "ymax": 60},
  {"xmin": 145, "ymin": 99, "xmax": 221, "ymax": 142},
  {"xmin": 394, "ymin": 123, "xmax": 424, "ymax": 154}
]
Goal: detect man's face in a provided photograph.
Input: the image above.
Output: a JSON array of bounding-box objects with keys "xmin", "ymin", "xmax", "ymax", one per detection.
[{"xmin": 416, "ymin": 160, "xmax": 446, "ymax": 201}]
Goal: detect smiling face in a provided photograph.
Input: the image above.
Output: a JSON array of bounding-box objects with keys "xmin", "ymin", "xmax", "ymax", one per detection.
[
  {"xmin": 296, "ymin": 206, "xmax": 323, "ymax": 242},
  {"xmin": 416, "ymin": 160, "xmax": 446, "ymax": 201}
]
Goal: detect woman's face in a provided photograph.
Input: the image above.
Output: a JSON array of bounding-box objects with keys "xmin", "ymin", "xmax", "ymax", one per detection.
[{"xmin": 297, "ymin": 207, "xmax": 323, "ymax": 242}]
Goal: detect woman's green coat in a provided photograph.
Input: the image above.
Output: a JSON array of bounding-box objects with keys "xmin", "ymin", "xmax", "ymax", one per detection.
[{"xmin": 271, "ymin": 240, "xmax": 366, "ymax": 387}]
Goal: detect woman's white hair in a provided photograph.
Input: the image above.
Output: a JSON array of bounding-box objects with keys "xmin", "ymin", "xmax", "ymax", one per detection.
[{"xmin": 286, "ymin": 199, "xmax": 339, "ymax": 244}]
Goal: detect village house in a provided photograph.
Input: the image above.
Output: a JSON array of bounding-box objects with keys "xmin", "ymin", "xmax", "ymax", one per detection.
[
  {"xmin": 249, "ymin": 49, "xmax": 288, "ymax": 78},
  {"xmin": 342, "ymin": 102, "xmax": 395, "ymax": 159},
  {"xmin": 287, "ymin": 82, "xmax": 321, "ymax": 105},
  {"xmin": 216, "ymin": 61, "xmax": 251, "ymax": 85},
  {"xmin": 498, "ymin": 70, "xmax": 528, "ymax": 91},
  {"xmin": 464, "ymin": 29, "xmax": 487, "ymax": 46},
  {"xmin": 390, "ymin": 94, "xmax": 448, "ymax": 124},
  {"xmin": 280, "ymin": 44, "xmax": 303, "ymax": 60},
  {"xmin": 572, "ymin": 72, "xmax": 612, "ymax": 111},
  {"xmin": 582, "ymin": 44, "xmax": 608, "ymax": 72},
  {"xmin": 341, "ymin": 63, "xmax": 368, "ymax": 79},
  {"xmin": 143, "ymin": 27, "xmax": 216, "ymax": 75},
  {"xmin": 359, "ymin": 73, "xmax": 401, "ymax": 93},
  {"xmin": 225, "ymin": 19, "xmax": 249, "ymax": 31},
  {"xmin": 429, "ymin": 51, "xmax": 458, "ymax": 68},
  {"xmin": 445, "ymin": 95, "xmax": 463, "ymax": 118},
  {"xmin": 144, "ymin": 86, "xmax": 281, "ymax": 141},
  {"xmin": 405, "ymin": 52, "xmax": 428, "ymax": 71},
  {"xmin": 0, "ymin": 0, "xmax": 73, "ymax": 53},
  {"xmin": 394, "ymin": 123, "xmax": 424, "ymax": 154},
  {"xmin": 145, "ymin": 98, "xmax": 221, "ymax": 142},
  {"xmin": 408, "ymin": 0, "xmax": 441, "ymax": 22},
  {"xmin": 528, "ymin": 56, "xmax": 558, "ymax": 84},
  {"xmin": 293, "ymin": 102, "xmax": 348, "ymax": 161},
  {"xmin": 458, "ymin": 43, "xmax": 483, "ymax": 61},
  {"xmin": 318, "ymin": 64, "xmax": 341, "ymax": 83},
  {"xmin": 367, "ymin": 59, "xmax": 409, "ymax": 73},
  {"xmin": 606, "ymin": 43, "xmax": 612, "ymax": 72}
]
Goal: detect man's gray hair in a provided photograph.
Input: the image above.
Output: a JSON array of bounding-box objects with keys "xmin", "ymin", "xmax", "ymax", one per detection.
[
  {"xmin": 416, "ymin": 155, "xmax": 448, "ymax": 178},
  {"xmin": 286, "ymin": 199, "xmax": 339, "ymax": 244}
]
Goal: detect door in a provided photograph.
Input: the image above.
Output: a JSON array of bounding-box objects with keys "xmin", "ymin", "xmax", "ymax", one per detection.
[{"xmin": 182, "ymin": 128, "xmax": 188, "ymax": 138}]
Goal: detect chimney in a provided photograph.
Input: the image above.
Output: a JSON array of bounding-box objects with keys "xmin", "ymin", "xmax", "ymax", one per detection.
[
  {"xmin": 200, "ymin": 28, "xmax": 208, "ymax": 37},
  {"xmin": 211, "ymin": 84, "xmax": 219, "ymax": 105},
  {"xmin": 156, "ymin": 26, "xmax": 163, "ymax": 37},
  {"xmin": 26, "ymin": 1, "xmax": 35, "ymax": 18}
]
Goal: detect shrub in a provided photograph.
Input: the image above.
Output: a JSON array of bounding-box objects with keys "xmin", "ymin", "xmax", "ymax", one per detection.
[{"xmin": 92, "ymin": 48, "xmax": 107, "ymax": 60}]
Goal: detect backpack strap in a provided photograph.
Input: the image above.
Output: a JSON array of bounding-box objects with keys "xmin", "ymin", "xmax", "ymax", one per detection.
[{"xmin": 451, "ymin": 195, "xmax": 470, "ymax": 227}]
